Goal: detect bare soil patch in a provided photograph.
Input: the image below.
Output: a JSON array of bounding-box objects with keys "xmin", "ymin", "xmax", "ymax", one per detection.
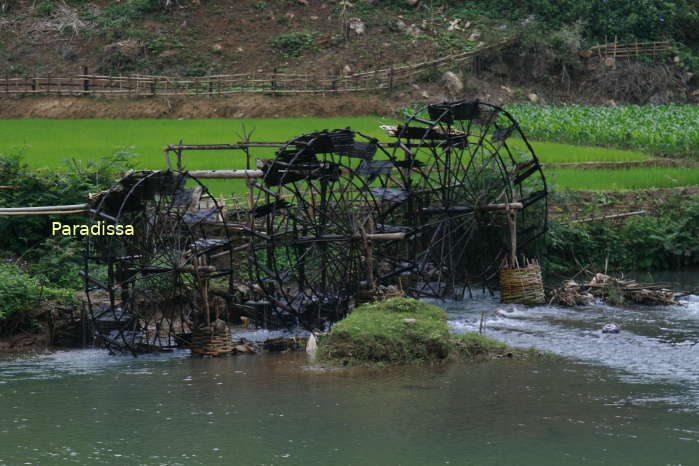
[{"xmin": 0, "ymin": 94, "xmax": 412, "ymax": 119}]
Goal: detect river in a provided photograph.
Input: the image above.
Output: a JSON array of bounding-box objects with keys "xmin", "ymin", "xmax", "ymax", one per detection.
[{"xmin": 1, "ymin": 271, "xmax": 698, "ymax": 465}]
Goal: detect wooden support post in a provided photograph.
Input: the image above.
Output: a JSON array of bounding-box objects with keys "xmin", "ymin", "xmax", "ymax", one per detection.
[
  {"xmin": 272, "ymin": 67, "xmax": 277, "ymax": 96},
  {"xmin": 505, "ymin": 203, "xmax": 517, "ymax": 266},
  {"xmin": 361, "ymin": 217, "xmax": 376, "ymax": 291},
  {"xmin": 388, "ymin": 66, "xmax": 394, "ymax": 93},
  {"xmin": 83, "ymin": 66, "xmax": 89, "ymax": 93}
]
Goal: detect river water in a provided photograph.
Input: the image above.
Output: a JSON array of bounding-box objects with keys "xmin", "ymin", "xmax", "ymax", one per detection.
[{"xmin": 1, "ymin": 272, "xmax": 698, "ymax": 465}]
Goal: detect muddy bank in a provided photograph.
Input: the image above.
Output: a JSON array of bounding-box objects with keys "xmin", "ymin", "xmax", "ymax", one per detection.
[{"xmin": 0, "ymin": 94, "xmax": 410, "ymax": 119}]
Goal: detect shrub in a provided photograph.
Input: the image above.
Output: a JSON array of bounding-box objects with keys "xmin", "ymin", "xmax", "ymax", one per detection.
[
  {"xmin": 271, "ymin": 31, "xmax": 316, "ymax": 58},
  {"xmin": 0, "ymin": 152, "xmax": 135, "ymax": 256},
  {"xmin": 544, "ymin": 194, "xmax": 699, "ymax": 273},
  {"xmin": 0, "ymin": 262, "xmax": 72, "ymax": 335}
]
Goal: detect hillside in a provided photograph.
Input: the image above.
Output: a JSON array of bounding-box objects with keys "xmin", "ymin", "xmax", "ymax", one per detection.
[{"xmin": 0, "ymin": 0, "xmax": 697, "ymax": 112}]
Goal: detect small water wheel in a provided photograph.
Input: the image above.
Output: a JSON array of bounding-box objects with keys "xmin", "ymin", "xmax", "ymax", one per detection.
[
  {"xmin": 382, "ymin": 100, "xmax": 548, "ymax": 297},
  {"xmin": 84, "ymin": 170, "xmax": 235, "ymax": 354}
]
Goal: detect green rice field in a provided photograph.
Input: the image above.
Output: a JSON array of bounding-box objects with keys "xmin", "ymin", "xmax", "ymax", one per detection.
[
  {"xmin": 0, "ymin": 117, "xmax": 648, "ymax": 167},
  {"xmin": 1, "ymin": 117, "xmax": 689, "ymax": 193},
  {"xmin": 549, "ymin": 167, "xmax": 699, "ymax": 191}
]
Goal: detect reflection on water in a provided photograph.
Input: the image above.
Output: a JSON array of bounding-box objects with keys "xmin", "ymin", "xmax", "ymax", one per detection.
[{"xmin": 1, "ymin": 273, "xmax": 699, "ymax": 465}]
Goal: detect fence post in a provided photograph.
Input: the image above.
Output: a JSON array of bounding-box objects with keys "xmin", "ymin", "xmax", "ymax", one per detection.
[
  {"xmin": 388, "ymin": 66, "xmax": 394, "ymax": 93},
  {"xmin": 151, "ymin": 78, "xmax": 156, "ymax": 96},
  {"xmin": 272, "ymin": 67, "xmax": 277, "ymax": 96},
  {"xmin": 208, "ymin": 77, "xmax": 213, "ymax": 98},
  {"xmin": 83, "ymin": 65, "xmax": 89, "ymax": 93},
  {"xmin": 5, "ymin": 72, "xmax": 8, "ymax": 95}
]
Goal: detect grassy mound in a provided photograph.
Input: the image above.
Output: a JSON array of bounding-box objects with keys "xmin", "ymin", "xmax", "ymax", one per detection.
[{"xmin": 319, "ymin": 298, "xmax": 514, "ymax": 365}]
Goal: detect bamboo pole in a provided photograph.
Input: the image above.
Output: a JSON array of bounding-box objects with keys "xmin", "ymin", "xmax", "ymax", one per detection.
[
  {"xmin": 0, "ymin": 203, "xmax": 89, "ymax": 214},
  {"xmin": 187, "ymin": 169, "xmax": 264, "ymax": 179}
]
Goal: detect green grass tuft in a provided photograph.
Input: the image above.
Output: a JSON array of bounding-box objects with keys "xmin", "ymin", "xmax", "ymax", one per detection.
[{"xmin": 319, "ymin": 297, "xmax": 519, "ymax": 365}]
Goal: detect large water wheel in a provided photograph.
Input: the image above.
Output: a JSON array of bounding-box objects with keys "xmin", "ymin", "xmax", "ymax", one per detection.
[
  {"xmin": 245, "ymin": 130, "xmax": 419, "ymax": 330},
  {"xmin": 83, "ymin": 170, "xmax": 235, "ymax": 354},
  {"xmin": 379, "ymin": 100, "xmax": 548, "ymax": 297}
]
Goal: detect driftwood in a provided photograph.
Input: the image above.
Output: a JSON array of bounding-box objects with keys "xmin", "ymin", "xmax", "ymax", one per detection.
[{"xmin": 547, "ymin": 273, "xmax": 679, "ymax": 307}]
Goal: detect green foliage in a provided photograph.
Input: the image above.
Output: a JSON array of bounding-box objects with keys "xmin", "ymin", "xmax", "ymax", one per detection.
[
  {"xmin": 0, "ymin": 262, "xmax": 72, "ymax": 335},
  {"xmin": 0, "ymin": 151, "xmax": 135, "ymax": 255},
  {"xmin": 36, "ymin": 0, "xmax": 54, "ymax": 16},
  {"xmin": 28, "ymin": 236, "xmax": 85, "ymax": 290},
  {"xmin": 502, "ymin": 0, "xmax": 698, "ymax": 43},
  {"xmin": 506, "ymin": 104, "xmax": 699, "ymax": 158},
  {"xmin": 271, "ymin": 31, "xmax": 316, "ymax": 58},
  {"xmin": 82, "ymin": 0, "xmax": 165, "ymax": 38},
  {"xmin": 545, "ymin": 195, "xmax": 699, "ymax": 273}
]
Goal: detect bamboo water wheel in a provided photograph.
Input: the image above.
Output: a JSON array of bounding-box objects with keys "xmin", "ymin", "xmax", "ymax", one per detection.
[
  {"xmin": 81, "ymin": 99, "xmax": 549, "ymax": 348},
  {"xmin": 246, "ymin": 130, "xmax": 422, "ymax": 330},
  {"xmin": 380, "ymin": 100, "xmax": 548, "ymax": 298},
  {"xmin": 84, "ymin": 170, "xmax": 236, "ymax": 354}
]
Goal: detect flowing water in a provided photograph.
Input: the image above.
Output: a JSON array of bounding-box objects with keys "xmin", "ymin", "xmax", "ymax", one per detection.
[{"xmin": 1, "ymin": 271, "xmax": 698, "ymax": 465}]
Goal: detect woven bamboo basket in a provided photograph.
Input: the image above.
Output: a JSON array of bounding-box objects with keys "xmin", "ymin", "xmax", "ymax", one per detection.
[
  {"xmin": 499, "ymin": 257, "xmax": 545, "ymax": 305},
  {"xmin": 190, "ymin": 319, "xmax": 233, "ymax": 356}
]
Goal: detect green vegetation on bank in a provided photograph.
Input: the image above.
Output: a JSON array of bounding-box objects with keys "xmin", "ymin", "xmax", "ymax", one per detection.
[
  {"xmin": 546, "ymin": 194, "xmax": 699, "ymax": 273},
  {"xmin": 0, "ymin": 261, "xmax": 73, "ymax": 336},
  {"xmin": 506, "ymin": 104, "xmax": 699, "ymax": 158},
  {"xmin": 319, "ymin": 298, "xmax": 516, "ymax": 365}
]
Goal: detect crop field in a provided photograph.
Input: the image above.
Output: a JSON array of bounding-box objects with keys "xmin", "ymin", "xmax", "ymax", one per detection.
[
  {"xmin": 549, "ymin": 167, "xmax": 699, "ymax": 191},
  {"xmin": 509, "ymin": 140, "xmax": 647, "ymax": 164},
  {"xmin": 0, "ymin": 117, "xmax": 649, "ymax": 167},
  {"xmin": 506, "ymin": 104, "xmax": 699, "ymax": 158},
  {"xmin": 0, "ymin": 118, "xmax": 396, "ymax": 171},
  {"xmin": 0, "ymin": 117, "xmax": 686, "ymax": 193}
]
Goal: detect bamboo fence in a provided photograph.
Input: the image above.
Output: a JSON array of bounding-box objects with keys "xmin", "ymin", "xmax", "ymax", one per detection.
[
  {"xmin": 0, "ymin": 40, "xmax": 512, "ymax": 97},
  {"xmin": 588, "ymin": 39, "xmax": 673, "ymax": 60}
]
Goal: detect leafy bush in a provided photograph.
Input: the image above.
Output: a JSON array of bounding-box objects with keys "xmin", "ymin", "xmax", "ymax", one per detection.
[
  {"xmin": 0, "ymin": 262, "xmax": 71, "ymax": 335},
  {"xmin": 28, "ymin": 236, "xmax": 85, "ymax": 289},
  {"xmin": 545, "ymin": 194, "xmax": 699, "ymax": 273},
  {"xmin": 0, "ymin": 151, "xmax": 135, "ymax": 255},
  {"xmin": 36, "ymin": 0, "xmax": 54, "ymax": 16},
  {"xmin": 271, "ymin": 31, "xmax": 316, "ymax": 58}
]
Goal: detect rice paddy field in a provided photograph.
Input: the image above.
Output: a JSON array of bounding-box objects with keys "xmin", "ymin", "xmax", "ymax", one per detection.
[
  {"xmin": 0, "ymin": 115, "xmax": 694, "ymax": 193},
  {"xmin": 548, "ymin": 167, "xmax": 699, "ymax": 191}
]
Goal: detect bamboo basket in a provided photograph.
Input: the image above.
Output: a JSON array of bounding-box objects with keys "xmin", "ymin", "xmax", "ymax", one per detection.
[
  {"xmin": 190, "ymin": 319, "xmax": 233, "ymax": 356},
  {"xmin": 499, "ymin": 257, "xmax": 545, "ymax": 305}
]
